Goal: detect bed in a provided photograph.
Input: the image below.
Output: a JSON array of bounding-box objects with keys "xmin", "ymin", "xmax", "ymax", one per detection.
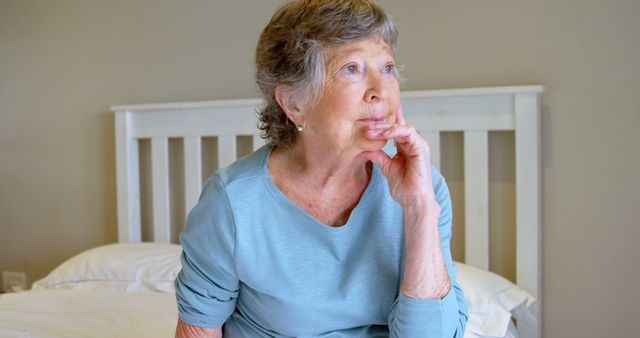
[{"xmin": 0, "ymin": 85, "xmax": 543, "ymax": 338}]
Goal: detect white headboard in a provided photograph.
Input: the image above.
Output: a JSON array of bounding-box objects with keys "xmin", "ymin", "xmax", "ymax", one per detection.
[{"xmin": 112, "ymin": 85, "xmax": 543, "ymax": 337}]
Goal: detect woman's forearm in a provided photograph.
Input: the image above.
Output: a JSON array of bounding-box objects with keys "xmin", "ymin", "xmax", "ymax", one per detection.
[
  {"xmin": 175, "ymin": 319, "xmax": 222, "ymax": 338},
  {"xmin": 400, "ymin": 197, "xmax": 451, "ymax": 299}
]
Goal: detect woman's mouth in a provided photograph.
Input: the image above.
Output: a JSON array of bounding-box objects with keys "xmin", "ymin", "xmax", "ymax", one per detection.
[{"xmin": 356, "ymin": 117, "xmax": 385, "ymax": 125}]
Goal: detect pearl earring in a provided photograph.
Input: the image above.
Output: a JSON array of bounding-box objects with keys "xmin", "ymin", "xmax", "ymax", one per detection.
[{"xmin": 296, "ymin": 124, "xmax": 304, "ymax": 132}]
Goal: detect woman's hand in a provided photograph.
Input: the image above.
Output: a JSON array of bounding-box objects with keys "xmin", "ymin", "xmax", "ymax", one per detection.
[
  {"xmin": 360, "ymin": 106, "xmax": 437, "ymax": 212},
  {"xmin": 360, "ymin": 106, "xmax": 451, "ymax": 300}
]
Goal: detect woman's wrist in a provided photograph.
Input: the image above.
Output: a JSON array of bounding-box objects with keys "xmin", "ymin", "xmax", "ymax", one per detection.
[
  {"xmin": 401, "ymin": 274, "xmax": 451, "ymax": 300},
  {"xmin": 401, "ymin": 194, "xmax": 440, "ymax": 228},
  {"xmin": 400, "ymin": 196, "xmax": 450, "ymax": 300}
]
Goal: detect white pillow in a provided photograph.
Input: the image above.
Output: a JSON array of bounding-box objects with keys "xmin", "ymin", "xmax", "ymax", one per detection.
[
  {"xmin": 456, "ymin": 262, "xmax": 539, "ymax": 337},
  {"xmin": 463, "ymin": 319, "xmax": 518, "ymax": 338},
  {"xmin": 32, "ymin": 243, "xmax": 182, "ymax": 293}
]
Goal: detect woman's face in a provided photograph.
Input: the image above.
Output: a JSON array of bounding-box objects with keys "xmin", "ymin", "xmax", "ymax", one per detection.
[{"xmin": 299, "ymin": 37, "xmax": 401, "ymax": 157}]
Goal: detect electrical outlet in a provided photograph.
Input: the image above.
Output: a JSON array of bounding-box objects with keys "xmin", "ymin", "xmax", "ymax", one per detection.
[{"xmin": 2, "ymin": 271, "xmax": 27, "ymax": 292}]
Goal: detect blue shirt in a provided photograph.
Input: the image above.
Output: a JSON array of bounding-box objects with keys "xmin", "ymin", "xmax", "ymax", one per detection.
[{"xmin": 175, "ymin": 145, "xmax": 468, "ymax": 337}]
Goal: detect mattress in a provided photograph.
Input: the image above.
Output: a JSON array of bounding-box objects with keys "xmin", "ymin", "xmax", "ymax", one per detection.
[
  {"xmin": 0, "ymin": 243, "xmax": 537, "ymax": 338},
  {"xmin": 0, "ymin": 289, "xmax": 176, "ymax": 338}
]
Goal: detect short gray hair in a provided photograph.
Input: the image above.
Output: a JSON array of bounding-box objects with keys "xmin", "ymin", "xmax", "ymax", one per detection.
[{"xmin": 255, "ymin": 0, "xmax": 398, "ymax": 147}]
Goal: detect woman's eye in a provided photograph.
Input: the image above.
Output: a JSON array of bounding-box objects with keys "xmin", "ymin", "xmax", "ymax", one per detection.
[
  {"xmin": 383, "ymin": 64, "xmax": 395, "ymax": 74},
  {"xmin": 344, "ymin": 64, "xmax": 359, "ymax": 74}
]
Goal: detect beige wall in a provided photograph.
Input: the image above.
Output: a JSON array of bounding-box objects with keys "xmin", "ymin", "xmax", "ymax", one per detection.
[{"xmin": 1, "ymin": 0, "xmax": 638, "ymax": 337}]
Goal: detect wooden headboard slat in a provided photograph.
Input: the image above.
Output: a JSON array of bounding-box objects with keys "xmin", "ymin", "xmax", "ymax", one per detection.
[
  {"xmin": 150, "ymin": 137, "xmax": 171, "ymax": 243},
  {"xmin": 463, "ymin": 130, "xmax": 490, "ymax": 270},
  {"xmin": 183, "ymin": 135, "xmax": 203, "ymax": 219}
]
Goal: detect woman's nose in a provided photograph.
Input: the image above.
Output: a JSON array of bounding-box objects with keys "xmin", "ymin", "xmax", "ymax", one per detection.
[{"xmin": 364, "ymin": 72, "xmax": 387, "ymax": 102}]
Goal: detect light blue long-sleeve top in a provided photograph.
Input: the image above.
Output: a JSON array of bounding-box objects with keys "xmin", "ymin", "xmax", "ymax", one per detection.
[{"xmin": 175, "ymin": 145, "xmax": 468, "ymax": 337}]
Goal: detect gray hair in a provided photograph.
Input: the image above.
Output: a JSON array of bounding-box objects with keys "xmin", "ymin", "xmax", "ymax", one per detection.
[{"xmin": 255, "ymin": 0, "xmax": 398, "ymax": 147}]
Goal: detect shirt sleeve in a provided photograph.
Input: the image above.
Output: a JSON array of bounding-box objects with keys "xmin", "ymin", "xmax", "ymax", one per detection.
[
  {"xmin": 174, "ymin": 174, "xmax": 239, "ymax": 328},
  {"xmin": 388, "ymin": 168, "xmax": 469, "ymax": 338}
]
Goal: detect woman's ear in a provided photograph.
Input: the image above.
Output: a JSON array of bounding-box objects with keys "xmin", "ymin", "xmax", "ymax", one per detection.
[{"xmin": 275, "ymin": 85, "xmax": 302, "ymax": 125}]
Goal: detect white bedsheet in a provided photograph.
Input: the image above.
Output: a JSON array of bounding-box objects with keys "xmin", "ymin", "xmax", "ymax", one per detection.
[{"xmin": 0, "ymin": 290, "xmax": 177, "ymax": 338}]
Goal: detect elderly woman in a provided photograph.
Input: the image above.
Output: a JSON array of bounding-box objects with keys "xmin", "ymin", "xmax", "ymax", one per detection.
[{"xmin": 175, "ymin": 1, "xmax": 467, "ymax": 337}]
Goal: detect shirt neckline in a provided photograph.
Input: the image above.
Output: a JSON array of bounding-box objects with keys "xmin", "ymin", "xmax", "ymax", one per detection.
[{"xmin": 259, "ymin": 145, "xmax": 380, "ymax": 232}]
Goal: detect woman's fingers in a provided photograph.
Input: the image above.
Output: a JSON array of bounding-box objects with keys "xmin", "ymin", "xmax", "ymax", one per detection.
[
  {"xmin": 359, "ymin": 150, "xmax": 391, "ymax": 168},
  {"xmin": 359, "ymin": 150, "xmax": 399, "ymax": 179},
  {"xmin": 364, "ymin": 122, "xmax": 432, "ymax": 178},
  {"xmin": 364, "ymin": 123, "xmax": 413, "ymax": 138},
  {"xmin": 365, "ymin": 123, "xmax": 425, "ymax": 155},
  {"xmin": 383, "ymin": 125, "xmax": 417, "ymax": 142}
]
